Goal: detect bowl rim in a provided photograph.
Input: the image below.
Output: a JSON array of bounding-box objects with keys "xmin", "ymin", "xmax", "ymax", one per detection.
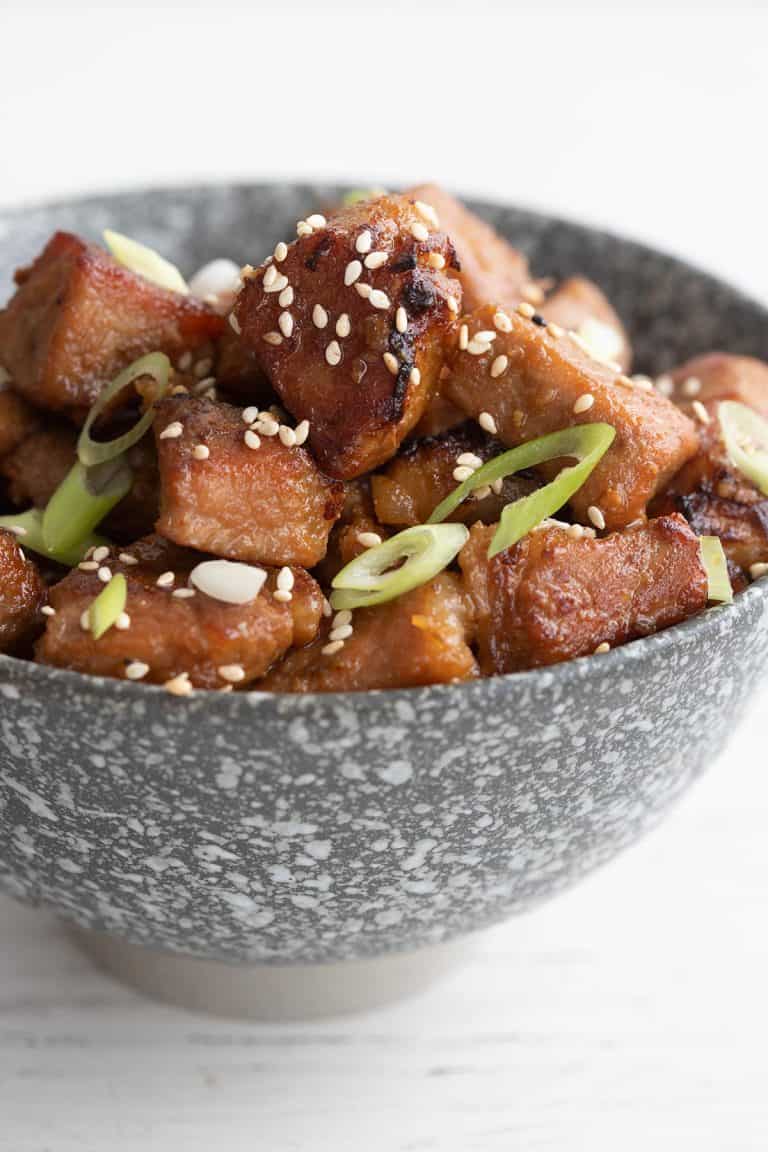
[{"xmin": 1, "ymin": 181, "xmax": 767, "ymax": 707}]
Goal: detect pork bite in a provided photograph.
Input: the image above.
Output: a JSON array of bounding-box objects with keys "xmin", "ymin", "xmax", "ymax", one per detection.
[
  {"xmin": 260, "ymin": 573, "xmax": 477, "ymax": 693},
  {"xmin": 539, "ymin": 276, "xmax": 632, "ymax": 372},
  {"xmin": 313, "ymin": 480, "xmax": 388, "ymax": 586},
  {"xmin": 460, "ymin": 516, "xmax": 708, "ymax": 673},
  {"xmin": 0, "ymin": 528, "xmax": 45, "ymax": 652},
  {"xmin": 36, "ymin": 535, "xmax": 323, "ymax": 689},
  {"xmin": 445, "ymin": 304, "xmax": 698, "ymax": 529},
  {"xmin": 233, "ymin": 194, "xmax": 462, "ymax": 478},
  {"xmin": 0, "ymin": 388, "xmax": 38, "ymax": 460},
  {"xmin": 404, "ymin": 183, "xmax": 535, "ymax": 312},
  {"xmin": 665, "ymin": 352, "xmax": 768, "ymax": 417},
  {"xmin": 371, "ymin": 425, "xmax": 539, "ymax": 527},
  {"xmin": 0, "ymin": 232, "xmax": 223, "ymax": 414},
  {"xmin": 154, "ymin": 396, "xmax": 344, "ymax": 567}
]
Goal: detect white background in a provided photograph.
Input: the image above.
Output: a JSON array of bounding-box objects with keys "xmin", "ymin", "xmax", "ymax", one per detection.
[{"xmin": 1, "ymin": 4, "xmax": 767, "ymax": 1150}]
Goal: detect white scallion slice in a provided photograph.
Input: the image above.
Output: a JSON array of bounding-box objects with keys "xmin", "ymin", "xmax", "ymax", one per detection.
[
  {"xmin": 699, "ymin": 536, "xmax": 733, "ymax": 604},
  {"xmin": 330, "ymin": 523, "xmax": 469, "ymax": 611},
  {"xmin": 719, "ymin": 401, "xmax": 768, "ymax": 496},
  {"xmin": 78, "ymin": 352, "xmax": 171, "ymax": 467},
  {"xmin": 42, "ymin": 460, "xmax": 131, "ymax": 556},
  {"xmin": 103, "ymin": 229, "xmax": 188, "ymax": 294},
  {"xmin": 0, "ymin": 508, "xmax": 106, "ymax": 567},
  {"xmin": 88, "ymin": 573, "xmax": 127, "ymax": 639}
]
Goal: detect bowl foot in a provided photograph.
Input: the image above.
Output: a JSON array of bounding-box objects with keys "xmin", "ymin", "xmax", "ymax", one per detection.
[{"xmin": 71, "ymin": 927, "xmax": 472, "ymax": 1019}]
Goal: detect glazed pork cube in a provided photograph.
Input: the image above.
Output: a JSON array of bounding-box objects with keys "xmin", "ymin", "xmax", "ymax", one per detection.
[
  {"xmin": 411, "ymin": 386, "xmax": 466, "ymax": 438},
  {"xmin": 214, "ymin": 324, "xmax": 274, "ymax": 403},
  {"xmin": 314, "ymin": 480, "xmax": 389, "ymax": 586},
  {"xmin": 36, "ymin": 535, "xmax": 323, "ymax": 689},
  {"xmin": 0, "ymin": 232, "xmax": 223, "ymax": 413},
  {"xmin": 445, "ymin": 304, "xmax": 698, "ymax": 529},
  {"xmin": 154, "ymin": 396, "xmax": 344, "ymax": 567},
  {"xmin": 261, "ymin": 573, "xmax": 477, "ymax": 693},
  {"xmin": 404, "ymin": 183, "xmax": 535, "ymax": 312},
  {"xmin": 665, "ymin": 352, "xmax": 768, "ymax": 417},
  {"xmin": 233, "ymin": 194, "xmax": 462, "ymax": 478},
  {"xmin": 371, "ymin": 425, "xmax": 539, "ymax": 527},
  {"xmin": 0, "ymin": 528, "xmax": 45, "ymax": 652},
  {"xmin": 0, "ymin": 388, "xmax": 38, "ymax": 459},
  {"xmin": 540, "ymin": 276, "xmax": 631, "ymax": 372},
  {"xmin": 460, "ymin": 516, "xmax": 708, "ymax": 673}
]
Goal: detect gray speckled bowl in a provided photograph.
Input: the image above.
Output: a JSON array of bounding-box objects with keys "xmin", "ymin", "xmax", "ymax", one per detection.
[{"xmin": 1, "ymin": 184, "xmax": 768, "ymax": 973}]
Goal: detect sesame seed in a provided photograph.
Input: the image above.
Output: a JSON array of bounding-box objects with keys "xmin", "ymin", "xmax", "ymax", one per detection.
[
  {"xmin": 321, "ymin": 640, "xmax": 345, "ymax": 656},
  {"xmin": 354, "ymin": 282, "xmax": 371, "ymax": 298},
  {"xmin": 262, "ymin": 331, "xmax": 283, "ymax": 346},
  {"xmin": 336, "ymin": 313, "xmax": 351, "ymax": 338},
  {"xmin": 119, "ymin": 553, "xmax": 138, "ymax": 566},
  {"xmin": 369, "ymin": 289, "xmax": 390, "ymax": 310},
  {"xmin": 164, "ymin": 672, "xmax": 193, "ymax": 696},
  {"xmin": 472, "ymin": 485, "xmax": 492, "ymax": 501},
  {"xmin": 344, "ymin": 260, "xmax": 363, "ymax": 286},
  {"xmin": 383, "ymin": 352, "xmax": 399, "ymax": 375},
  {"xmin": 573, "ymin": 393, "xmax": 595, "ymax": 414},
  {"xmin": 80, "ymin": 611, "xmax": 90, "ymax": 631},
  {"xmin": 312, "ymin": 304, "xmax": 329, "ymax": 328},
  {"xmin": 41, "ymin": 605, "xmax": 56, "ymax": 617},
  {"xmin": 170, "ymin": 384, "xmax": 189, "ymax": 396},
  {"xmin": 296, "ymin": 220, "xmax": 313, "ymax": 237},
  {"xmin": 456, "ymin": 452, "xmax": 483, "ymax": 468},
  {"xmin": 97, "ymin": 566, "xmax": 112, "ymax": 583},
  {"xmin": 396, "ymin": 306, "xmax": 408, "ymax": 334},
  {"xmin": 587, "ymin": 506, "xmax": 606, "ymax": 530},
  {"xmin": 115, "ymin": 612, "xmax": 131, "ymax": 631},
  {"xmin": 240, "ymin": 263, "xmax": 256, "ymax": 281},
  {"xmin": 278, "ymin": 425, "xmax": 297, "ymax": 447},
  {"xmin": 326, "ymin": 340, "xmax": 342, "ymax": 366},
  {"xmin": 333, "ymin": 609, "xmax": 352, "ymax": 626},
  {"xmin": 594, "ymin": 642, "xmax": 611, "ymax": 655},
  {"xmin": 453, "ymin": 465, "xmax": 475, "ymax": 483},
  {"xmin": 410, "ymin": 367, "xmax": 421, "ymax": 386},
  {"xmin": 306, "ymin": 213, "xmax": 327, "ymax": 229},
  {"xmin": 329, "ymin": 624, "xmax": 354, "ymax": 642},
  {"xmin": 467, "ymin": 340, "xmax": 491, "ymax": 356},
  {"xmin": 547, "ymin": 323, "xmax": 564, "ymax": 339},
  {"xmin": 279, "ymin": 286, "xmax": 294, "ymax": 307},
  {"xmin": 218, "ymin": 664, "xmax": 246, "ymax": 683},
  {"xmin": 264, "ymin": 273, "xmax": 289, "ymax": 295},
  {"xmin": 692, "ymin": 400, "xmax": 710, "ymax": 425},
  {"xmin": 681, "ymin": 376, "xmax": 702, "ymax": 397},
  {"xmin": 89, "ymin": 545, "xmax": 108, "ymax": 564},
  {"xmin": 410, "ymin": 221, "xmax": 429, "ymax": 242},
  {"xmin": 358, "ymin": 531, "xmax": 383, "ymax": 548},
  {"xmin": 516, "ymin": 301, "xmax": 536, "ymax": 318},
  {"xmin": 172, "ymin": 588, "xmax": 196, "ymax": 599},
  {"xmin": 632, "ymin": 376, "xmax": 655, "ymax": 392},
  {"xmin": 364, "ymin": 251, "xmax": 388, "ymax": 270},
  {"xmin": 474, "ymin": 330, "xmax": 497, "ymax": 344},
  {"xmin": 156, "ymin": 571, "xmax": 175, "ymax": 588},
  {"xmin": 279, "ymin": 311, "xmax": 294, "ymax": 338},
  {"xmin": 194, "ymin": 357, "xmax": 213, "ymax": 378},
  {"xmin": 192, "ymin": 444, "xmax": 210, "ymax": 461},
  {"xmin": 228, "ymin": 313, "xmax": 241, "ymax": 334},
  {"xmin": 159, "ymin": 421, "xmax": 183, "ymax": 440},
  {"xmin": 478, "ymin": 411, "xmax": 498, "ymax": 435},
  {"xmin": 272, "ymin": 588, "xmax": 293, "ymax": 603},
  {"xmin": 178, "ymin": 351, "xmax": 193, "ymax": 371},
  {"xmin": 264, "ymin": 264, "xmax": 278, "ymax": 288},
  {"xmin": 274, "ymin": 241, "xmax": 288, "ymax": 262},
  {"xmin": 5, "ymin": 524, "xmax": 26, "ymax": 537},
  {"xmin": 427, "ymin": 252, "xmax": 446, "ymax": 270},
  {"xmin": 355, "ymin": 230, "xmax": 373, "ymax": 254},
  {"xmin": 567, "ymin": 524, "xmax": 585, "ymax": 539},
  {"xmin": 459, "ymin": 324, "xmax": 469, "ymax": 350},
  {"xmin": 322, "ymin": 598, "xmax": 333, "ymax": 617},
  {"xmin": 491, "ymin": 478, "xmax": 504, "ymax": 495},
  {"xmin": 242, "ymin": 406, "xmax": 259, "ymax": 424},
  {"xmin": 446, "ymin": 295, "xmax": 459, "ymax": 314},
  {"xmin": 750, "ymin": 562, "xmax": 768, "ymax": 579},
  {"xmin": 125, "ymin": 661, "xmax": 150, "ymax": 681},
  {"xmin": 244, "ymin": 430, "xmax": 261, "ymax": 450},
  {"xmin": 256, "ymin": 416, "xmax": 279, "ymax": 436},
  {"xmin": 414, "ymin": 200, "xmax": 440, "ymax": 227},
  {"xmin": 656, "ymin": 374, "xmax": 674, "ymax": 396},
  {"xmin": 493, "ymin": 310, "xmax": 513, "ymax": 333},
  {"xmin": 294, "ymin": 419, "xmax": 310, "ymax": 445},
  {"xmin": 615, "ymin": 374, "xmax": 633, "ymax": 388},
  {"xmin": 521, "ymin": 282, "xmax": 545, "ymax": 305},
  {"xmin": 277, "ymin": 567, "xmax": 295, "ymax": 592},
  {"xmin": 490, "ymin": 354, "xmax": 509, "ymax": 378}
]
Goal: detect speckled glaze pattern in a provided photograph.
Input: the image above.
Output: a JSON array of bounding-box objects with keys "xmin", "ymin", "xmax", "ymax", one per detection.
[{"xmin": 1, "ymin": 184, "xmax": 768, "ymax": 964}]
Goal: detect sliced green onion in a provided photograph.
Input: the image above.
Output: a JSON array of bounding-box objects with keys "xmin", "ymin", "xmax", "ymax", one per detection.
[
  {"xmin": 0, "ymin": 508, "xmax": 106, "ymax": 567},
  {"xmin": 330, "ymin": 523, "xmax": 469, "ymax": 611},
  {"xmin": 88, "ymin": 573, "xmax": 127, "ymax": 639},
  {"xmin": 42, "ymin": 460, "xmax": 131, "ymax": 555},
  {"xmin": 428, "ymin": 423, "xmax": 616, "ymax": 558},
  {"xmin": 342, "ymin": 187, "xmax": 387, "ymax": 206},
  {"xmin": 719, "ymin": 401, "xmax": 768, "ymax": 496},
  {"xmin": 699, "ymin": 536, "xmax": 733, "ymax": 604},
  {"xmin": 103, "ymin": 230, "xmax": 188, "ymax": 295},
  {"xmin": 77, "ymin": 351, "xmax": 171, "ymax": 467}
]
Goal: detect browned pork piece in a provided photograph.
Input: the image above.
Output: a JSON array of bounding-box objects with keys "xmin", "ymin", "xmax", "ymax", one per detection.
[
  {"xmin": 0, "ymin": 232, "xmax": 223, "ymax": 414},
  {"xmin": 460, "ymin": 516, "xmax": 708, "ymax": 673},
  {"xmin": 0, "ymin": 528, "xmax": 45, "ymax": 652},
  {"xmin": 233, "ymin": 195, "xmax": 462, "ymax": 478},
  {"xmin": 214, "ymin": 324, "xmax": 274, "ymax": 402},
  {"xmin": 313, "ymin": 480, "xmax": 388, "ymax": 586},
  {"xmin": 411, "ymin": 385, "xmax": 466, "ymax": 439},
  {"xmin": 539, "ymin": 276, "xmax": 632, "ymax": 372},
  {"xmin": 665, "ymin": 352, "xmax": 768, "ymax": 417},
  {"xmin": 371, "ymin": 425, "xmax": 539, "ymax": 527},
  {"xmin": 404, "ymin": 183, "xmax": 535, "ymax": 312},
  {"xmin": 36, "ymin": 535, "xmax": 323, "ymax": 689},
  {"xmin": 445, "ymin": 304, "xmax": 699, "ymax": 529},
  {"xmin": 0, "ymin": 388, "xmax": 38, "ymax": 459},
  {"xmin": 261, "ymin": 573, "xmax": 477, "ymax": 692},
  {"xmin": 154, "ymin": 396, "xmax": 344, "ymax": 567}
]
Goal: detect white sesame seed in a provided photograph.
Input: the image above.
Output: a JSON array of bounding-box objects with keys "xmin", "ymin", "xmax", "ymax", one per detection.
[
  {"xmin": 306, "ymin": 213, "xmax": 327, "ymax": 229},
  {"xmin": 409, "ymin": 367, "xmax": 421, "ymax": 387},
  {"xmin": 471, "ymin": 485, "xmax": 492, "ymax": 501},
  {"xmin": 5, "ymin": 523, "xmax": 26, "ymax": 537},
  {"xmin": 567, "ymin": 523, "xmax": 585, "ymax": 539},
  {"xmin": 97, "ymin": 566, "xmax": 112, "ymax": 583},
  {"xmin": 692, "ymin": 400, "xmax": 710, "ymax": 425},
  {"xmin": 369, "ymin": 289, "xmax": 391, "ymax": 310},
  {"xmin": 587, "ymin": 506, "xmax": 606, "ymax": 530},
  {"xmin": 274, "ymin": 241, "xmax": 288, "ymax": 262},
  {"xmin": 326, "ymin": 340, "xmax": 342, "ymax": 366},
  {"xmin": 414, "ymin": 200, "xmax": 440, "ymax": 227},
  {"xmin": 490, "ymin": 354, "xmax": 509, "ymax": 378},
  {"xmin": 573, "ymin": 393, "xmax": 595, "ymax": 414},
  {"xmin": 396, "ymin": 306, "xmax": 408, "ymax": 334},
  {"xmin": 750, "ymin": 562, "xmax": 768, "ymax": 579},
  {"xmin": 263, "ymin": 264, "xmax": 278, "ymax": 289},
  {"xmin": 178, "ymin": 351, "xmax": 193, "ymax": 372},
  {"xmin": 279, "ymin": 285, "xmax": 294, "ymax": 308},
  {"xmin": 119, "ymin": 553, "xmax": 138, "ymax": 566},
  {"xmin": 456, "ymin": 452, "xmax": 483, "ymax": 469},
  {"xmin": 364, "ymin": 251, "xmax": 388, "ymax": 270},
  {"xmin": 279, "ymin": 311, "xmax": 294, "ymax": 338},
  {"xmin": 256, "ymin": 417, "xmax": 279, "ymax": 436},
  {"xmin": 329, "ymin": 624, "xmax": 354, "ymax": 642},
  {"xmin": 355, "ymin": 282, "xmax": 371, "ymax": 298},
  {"xmin": 262, "ymin": 331, "xmax": 283, "ymax": 346},
  {"xmin": 594, "ymin": 642, "xmax": 611, "ymax": 655},
  {"xmin": 276, "ymin": 567, "xmax": 295, "ymax": 592},
  {"xmin": 333, "ymin": 609, "xmax": 352, "ymax": 626},
  {"xmin": 242, "ymin": 406, "xmax": 259, "ymax": 424},
  {"xmin": 547, "ymin": 323, "xmax": 564, "ymax": 339},
  {"xmin": 478, "ymin": 411, "xmax": 498, "ymax": 435},
  {"xmin": 159, "ymin": 421, "xmax": 183, "ymax": 440},
  {"xmin": 91, "ymin": 545, "xmax": 110, "ymax": 564},
  {"xmin": 80, "ymin": 610, "xmax": 90, "ymax": 631},
  {"xmin": 427, "ymin": 251, "xmax": 446, "ymax": 270},
  {"xmin": 446, "ymin": 295, "xmax": 459, "ymax": 314},
  {"xmin": 125, "ymin": 661, "xmax": 150, "ymax": 681},
  {"xmin": 467, "ymin": 340, "xmax": 491, "ymax": 356},
  {"xmin": 156, "ymin": 571, "xmax": 175, "ymax": 588},
  {"xmin": 240, "ymin": 263, "xmax": 256, "ymax": 281},
  {"xmin": 244, "ymin": 430, "xmax": 261, "ymax": 450},
  {"xmin": 615, "ymin": 374, "xmax": 633, "ymax": 388},
  {"xmin": 294, "ymin": 419, "xmax": 310, "ymax": 445},
  {"xmin": 173, "ymin": 587, "xmax": 196, "ymax": 599},
  {"xmin": 228, "ymin": 312, "xmax": 241, "ymax": 334},
  {"xmin": 164, "ymin": 672, "xmax": 193, "ymax": 696},
  {"xmin": 355, "ymin": 230, "xmax": 373, "ymax": 254},
  {"xmin": 410, "ymin": 221, "xmax": 429, "ymax": 242},
  {"xmin": 474, "ymin": 330, "xmax": 497, "ymax": 344},
  {"xmin": 192, "ymin": 444, "xmax": 210, "ymax": 461},
  {"xmin": 278, "ymin": 425, "xmax": 297, "ymax": 447},
  {"xmin": 272, "ymin": 588, "xmax": 293, "ymax": 603},
  {"xmin": 296, "ymin": 220, "xmax": 313, "ymax": 237},
  {"xmin": 170, "ymin": 384, "xmax": 188, "ymax": 396},
  {"xmin": 264, "ymin": 273, "xmax": 289, "ymax": 295},
  {"xmin": 453, "ymin": 465, "xmax": 475, "ymax": 483},
  {"xmin": 218, "ymin": 664, "xmax": 246, "ymax": 683},
  {"xmin": 193, "ymin": 357, "xmax": 213, "ymax": 379},
  {"xmin": 493, "ymin": 310, "xmax": 513, "ymax": 333},
  {"xmin": 322, "ymin": 598, "xmax": 333, "ymax": 617},
  {"xmin": 632, "ymin": 376, "xmax": 655, "ymax": 392},
  {"xmin": 358, "ymin": 531, "xmax": 383, "ymax": 548},
  {"xmin": 459, "ymin": 324, "xmax": 469, "ymax": 351},
  {"xmin": 491, "ymin": 478, "xmax": 504, "ymax": 495},
  {"xmin": 336, "ymin": 313, "xmax": 351, "ymax": 338},
  {"xmin": 41, "ymin": 605, "xmax": 56, "ymax": 617},
  {"xmin": 312, "ymin": 304, "xmax": 329, "ymax": 329},
  {"xmin": 321, "ymin": 640, "xmax": 345, "ymax": 656},
  {"xmin": 79, "ymin": 560, "xmax": 99, "ymax": 572},
  {"xmin": 344, "ymin": 260, "xmax": 363, "ymax": 286},
  {"xmin": 383, "ymin": 352, "xmax": 399, "ymax": 375},
  {"xmin": 682, "ymin": 376, "xmax": 702, "ymax": 396},
  {"xmin": 115, "ymin": 612, "xmax": 131, "ymax": 631},
  {"xmin": 516, "ymin": 301, "xmax": 536, "ymax": 318},
  {"xmin": 656, "ymin": 374, "xmax": 674, "ymax": 396}
]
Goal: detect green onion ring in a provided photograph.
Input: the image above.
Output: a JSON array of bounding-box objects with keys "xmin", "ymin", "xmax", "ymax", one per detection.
[
  {"xmin": 0, "ymin": 508, "xmax": 107, "ymax": 567},
  {"xmin": 699, "ymin": 536, "xmax": 733, "ymax": 604},
  {"xmin": 330, "ymin": 523, "xmax": 469, "ymax": 611},
  {"xmin": 42, "ymin": 460, "xmax": 132, "ymax": 555},
  {"xmin": 77, "ymin": 351, "xmax": 171, "ymax": 468},
  {"xmin": 428, "ymin": 423, "xmax": 616, "ymax": 558},
  {"xmin": 88, "ymin": 573, "xmax": 128, "ymax": 639},
  {"xmin": 719, "ymin": 401, "xmax": 768, "ymax": 497}
]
